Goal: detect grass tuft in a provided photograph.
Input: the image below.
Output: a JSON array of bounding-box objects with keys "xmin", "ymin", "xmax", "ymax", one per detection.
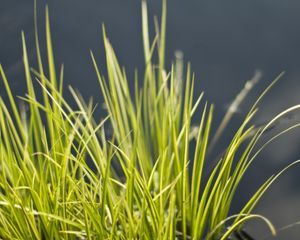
[{"xmin": 0, "ymin": 0, "xmax": 300, "ymax": 239}]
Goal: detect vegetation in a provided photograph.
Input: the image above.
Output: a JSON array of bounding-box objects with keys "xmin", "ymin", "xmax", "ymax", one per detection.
[{"xmin": 0, "ymin": 0, "xmax": 299, "ymax": 239}]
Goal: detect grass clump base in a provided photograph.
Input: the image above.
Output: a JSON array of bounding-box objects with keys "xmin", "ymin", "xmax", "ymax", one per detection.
[{"xmin": 0, "ymin": 0, "xmax": 300, "ymax": 239}]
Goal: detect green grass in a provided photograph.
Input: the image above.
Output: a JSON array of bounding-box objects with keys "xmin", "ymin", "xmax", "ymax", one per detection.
[{"xmin": 0, "ymin": 0, "xmax": 300, "ymax": 239}]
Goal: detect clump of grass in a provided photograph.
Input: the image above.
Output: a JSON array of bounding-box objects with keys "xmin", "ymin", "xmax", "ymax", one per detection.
[{"xmin": 0, "ymin": 0, "xmax": 300, "ymax": 239}]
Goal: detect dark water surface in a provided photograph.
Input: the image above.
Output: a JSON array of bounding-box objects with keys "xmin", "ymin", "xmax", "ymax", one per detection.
[{"xmin": 1, "ymin": 1, "xmax": 300, "ymax": 238}]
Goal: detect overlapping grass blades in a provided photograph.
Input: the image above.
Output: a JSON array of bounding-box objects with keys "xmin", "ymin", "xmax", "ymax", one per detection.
[{"xmin": 0, "ymin": 0, "xmax": 300, "ymax": 239}]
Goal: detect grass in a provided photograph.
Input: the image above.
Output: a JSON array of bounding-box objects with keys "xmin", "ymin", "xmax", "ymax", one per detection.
[{"xmin": 0, "ymin": 0, "xmax": 300, "ymax": 239}]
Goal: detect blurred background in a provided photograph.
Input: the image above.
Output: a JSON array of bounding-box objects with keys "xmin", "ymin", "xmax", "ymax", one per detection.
[{"xmin": 1, "ymin": 0, "xmax": 300, "ymax": 238}]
